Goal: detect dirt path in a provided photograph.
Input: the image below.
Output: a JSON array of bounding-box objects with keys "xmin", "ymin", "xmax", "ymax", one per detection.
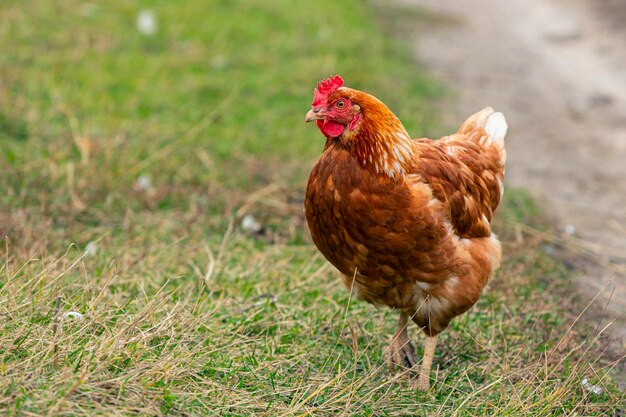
[{"xmin": 402, "ymin": 0, "xmax": 625, "ymax": 370}]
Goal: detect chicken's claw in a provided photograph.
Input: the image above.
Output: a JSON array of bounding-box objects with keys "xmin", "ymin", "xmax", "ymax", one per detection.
[{"xmin": 386, "ymin": 338, "xmax": 417, "ymax": 372}]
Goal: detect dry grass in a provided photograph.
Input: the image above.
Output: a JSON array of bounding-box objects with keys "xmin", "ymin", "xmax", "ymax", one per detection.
[
  {"xmin": 0, "ymin": 186, "xmax": 623, "ymax": 416},
  {"xmin": 0, "ymin": 0, "xmax": 623, "ymax": 415}
]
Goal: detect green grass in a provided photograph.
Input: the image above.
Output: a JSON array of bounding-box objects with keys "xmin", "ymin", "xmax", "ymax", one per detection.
[{"xmin": 0, "ymin": 0, "xmax": 623, "ymax": 416}]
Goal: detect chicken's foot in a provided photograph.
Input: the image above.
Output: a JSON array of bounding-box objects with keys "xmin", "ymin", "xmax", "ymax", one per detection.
[
  {"xmin": 386, "ymin": 311, "xmax": 417, "ymax": 372},
  {"xmin": 412, "ymin": 334, "xmax": 438, "ymax": 391}
]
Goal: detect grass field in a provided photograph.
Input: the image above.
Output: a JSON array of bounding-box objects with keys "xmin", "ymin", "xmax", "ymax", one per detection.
[{"xmin": 0, "ymin": 0, "xmax": 623, "ymax": 415}]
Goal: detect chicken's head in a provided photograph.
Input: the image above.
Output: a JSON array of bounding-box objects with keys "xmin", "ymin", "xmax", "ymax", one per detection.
[{"xmin": 305, "ymin": 75, "xmax": 362, "ymax": 138}]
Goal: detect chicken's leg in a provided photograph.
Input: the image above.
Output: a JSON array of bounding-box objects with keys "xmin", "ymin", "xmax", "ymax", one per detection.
[
  {"xmin": 386, "ymin": 311, "xmax": 417, "ymax": 371},
  {"xmin": 414, "ymin": 334, "xmax": 438, "ymax": 391}
]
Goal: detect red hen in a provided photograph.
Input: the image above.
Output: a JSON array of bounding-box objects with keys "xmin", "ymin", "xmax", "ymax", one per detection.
[{"xmin": 304, "ymin": 75, "xmax": 507, "ymax": 390}]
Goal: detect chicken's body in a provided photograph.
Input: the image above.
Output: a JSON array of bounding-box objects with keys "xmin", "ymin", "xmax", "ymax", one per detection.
[{"xmin": 304, "ymin": 76, "xmax": 507, "ymax": 390}]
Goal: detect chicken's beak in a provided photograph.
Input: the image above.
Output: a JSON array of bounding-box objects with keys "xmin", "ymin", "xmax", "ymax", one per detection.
[{"xmin": 305, "ymin": 108, "xmax": 324, "ymax": 123}]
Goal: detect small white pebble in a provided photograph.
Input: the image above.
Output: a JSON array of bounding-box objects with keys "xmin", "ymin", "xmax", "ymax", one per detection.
[
  {"xmin": 137, "ymin": 10, "xmax": 157, "ymax": 35},
  {"xmin": 136, "ymin": 175, "xmax": 153, "ymax": 191},
  {"xmin": 565, "ymin": 224, "xmax": 576, "ymax": 235},
  {"xmin": 241, "ymin": 214, "xmax": 262, "ymax": 233},
  {"xmin": 62, "ymin": 311, "xmax": 84, "ymax": 321},
  {"xmin": 581, "ymin": 378, "xmax": 603, "ymax": 395},
  {"xmin": 84, "ymin": 241, "xmax": 98, "ymax": 257}
]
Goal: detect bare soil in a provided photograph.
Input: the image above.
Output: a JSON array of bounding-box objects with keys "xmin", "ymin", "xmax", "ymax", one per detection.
[{"xmin": 402, "ymin": 0, "xmax": 626, "ymax": 381}]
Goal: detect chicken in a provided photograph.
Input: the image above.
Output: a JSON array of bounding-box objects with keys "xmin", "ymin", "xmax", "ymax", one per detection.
[{"xmin": 304, "ymin": 75, "xmax": 507, "ymax": 391}]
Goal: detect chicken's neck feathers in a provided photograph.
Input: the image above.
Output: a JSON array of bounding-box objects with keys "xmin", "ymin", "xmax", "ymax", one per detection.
[{"xmin": 344, "ymin": 112, "xmax": 416, "ymax": 179}]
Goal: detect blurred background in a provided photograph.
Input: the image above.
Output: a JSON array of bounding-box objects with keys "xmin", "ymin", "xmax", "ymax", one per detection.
[{"xmin": 0, "ymin": 0, "xmax": 624, "ymax": 414}]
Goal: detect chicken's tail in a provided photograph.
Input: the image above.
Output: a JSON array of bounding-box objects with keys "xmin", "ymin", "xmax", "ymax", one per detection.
[{"xmin": 457, "ymin": 107, "xmax": 508, "ymax": 165}]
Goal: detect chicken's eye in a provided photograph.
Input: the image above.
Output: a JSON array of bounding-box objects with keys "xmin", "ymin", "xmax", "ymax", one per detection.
[{"xmin": 335, "ymin": 100, "xmax": 346, "ymax": 109}]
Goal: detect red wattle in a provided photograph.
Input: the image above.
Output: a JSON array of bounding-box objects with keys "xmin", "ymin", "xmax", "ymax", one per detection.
[{"xmin": 321, "ymin": 120, "xmax": 345, "ymax": 138}]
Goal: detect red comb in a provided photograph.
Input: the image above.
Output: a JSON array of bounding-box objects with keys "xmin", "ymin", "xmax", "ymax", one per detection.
[{"xmin": 312, "ymin": 75, "xmax": 344, "ymax": 107}]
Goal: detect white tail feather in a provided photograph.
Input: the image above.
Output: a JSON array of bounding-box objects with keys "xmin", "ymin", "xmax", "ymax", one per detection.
[
  {"xmin": 485, "ymin": 111, "xmax": 507, "ymax": 146},
  {"xmin": 455, "ymin": 107, "xmax": 508, "ymax": 165}
]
